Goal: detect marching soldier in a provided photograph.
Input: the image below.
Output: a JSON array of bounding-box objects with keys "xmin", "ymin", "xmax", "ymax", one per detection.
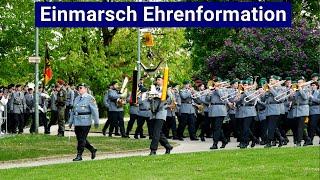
[
  {"xmin": 102, "ymin": 85, "xmax": 110, "ymax": 136},
  {"xmin": 135, "ymin": 87, "xmax": 151, "ymax": 139},
  {"xmin": 206, "ymin": 78, "xmax": 230, "ymax": 149},
  {"xmin": 107, "ymin": 81, "xmax": 128, "ymax": 138},
  {"xmin": 48, "ymin": 87, "xmax": 58, "ymax": 134},
  {"xmin": 308, "ymin": 81, "xmax": 320, "ymax": 145},
  {"xmin": 149, "ymin": 75, "xmax": 173, "ymax": 155},
  {"xmin": 177, "ymin": 81, "xmax": 198, "ymax": 141},
  {"xmin": 69, "ymin": 83, "xmax": 99, "ymax": 161},
  {"xmin": 38, "ymin": 86, "xmax": 50, "ymax": 134},
  {"xmin": 65, "ymin": 83, "xmax": 75, "ymax": 123},
  {"xmin": 289, "ymin": 77, "xmax": 310, "ymax": 147},
  {"xmin": 55, "ymin": 83, "xmax": 67, "ymax": 136},
  {"xmin": 9, "ymin": 84, "xmax": 26, "ymax": 134},
  {"xmin": 164, "ymin": 86, "xmax": 178, "ymax": 139},
  {"xmin": 225, "ymin": 80, "xmax": 239, "ymax": 142},
  {"xmin": 263, "ymin": 76, "xmax": 283, "ymax": 148},
  {"xmin": 126, "ymin": 96, "xmax": 139, "ymax": 137},
  {"xmin": 25, "ymin": 88, "xmax": 35, "ymax": 133},
  {"xmin": 236, "ymin": 80, "xmax": 259, "ymax": 148}
]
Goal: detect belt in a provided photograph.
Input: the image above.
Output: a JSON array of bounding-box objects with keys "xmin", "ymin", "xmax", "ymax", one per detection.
[
  {"xmin": 75, "ymin": 112, "xmax": 91, "ymax": 115},
  {"xmin": 242, "ymin": 104, "xmax": 255, "ymax": 106},
  {"xmin": 211, "ymin": 103, "xmax": 225, "ymax": 105},
  {"xmin": 293, "ymin": 104, "xmax": 308, "ymax": 106},
  {"xmin": 139, "ymin": 109, "xmax": 150, "ymax": 111},
  {"xmin": 181, "ymin": 102, "xmax": 192, "ymax": 104}
]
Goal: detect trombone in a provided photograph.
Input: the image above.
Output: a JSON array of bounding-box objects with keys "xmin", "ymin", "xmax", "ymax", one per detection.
[{"xmin": 244, "ymin": 80, "xmax": 285, "ymax": 103}]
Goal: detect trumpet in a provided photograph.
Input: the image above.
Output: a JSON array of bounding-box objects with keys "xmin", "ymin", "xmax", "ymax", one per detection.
[
  {"xmin": 191, "ymin": 89, "xmax": 211, "ymax": 99},
  {"xmin": 274, "ymin": 83, "xmax": 301, "ymax": 102}
]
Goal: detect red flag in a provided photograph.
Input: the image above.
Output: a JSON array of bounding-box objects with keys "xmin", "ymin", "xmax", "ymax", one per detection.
[{"xmin": 44, "ymin": 43, "xmax": 53, "ymax": 85}]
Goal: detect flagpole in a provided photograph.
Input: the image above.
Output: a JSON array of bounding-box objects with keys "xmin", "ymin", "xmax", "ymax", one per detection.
[{"xmin": 34, "ymin": 0, "xmax": 40, "ymax": 134}]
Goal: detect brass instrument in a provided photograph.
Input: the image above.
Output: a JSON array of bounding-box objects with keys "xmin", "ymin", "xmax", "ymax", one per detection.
[
  {"xmin": 220, "ymin": 89, "xmax": 241, "ymax": 101},
  {"xmin": 191, "ymin": 89, "xmax": 211, "ymax": 99},
  {"xmin": 274, "ymin": 83, "xmax": 299, "ymax": 102},
  {"xmin": 117, "ymin": 77, "xmax": 129, "ymax": 107}
]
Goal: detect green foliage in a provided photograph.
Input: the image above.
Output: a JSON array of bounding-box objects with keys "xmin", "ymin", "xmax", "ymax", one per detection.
[{"xmin": 1, "ymin": 146, "xmax": 319, "ymax": 179}]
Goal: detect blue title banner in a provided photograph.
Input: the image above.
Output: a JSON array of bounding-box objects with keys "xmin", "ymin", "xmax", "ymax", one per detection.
[{"xmin": 35, "ymin": 2, "xmax": 292, "ymax": 28}]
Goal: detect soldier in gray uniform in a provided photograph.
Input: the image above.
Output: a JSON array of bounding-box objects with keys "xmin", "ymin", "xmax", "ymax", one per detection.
[
  {"xmin": 102, "ymin": 87, "xmax": 110, "ymax": 136},
  {"xmin": 236, "ymin": 80, "xmax": 259, "ymax": 148},
  {"xmin": 48, "ymin": 87, "xmax": 58, "ymax": 134},
  {"xmin": 206, "ymin": 79, "xmax": 230, "ymax": 149},
  {"xmin": 198, "ymin": 86, "xmax": 211, "ymax": 142},
  {"xmin": 25, "ymin": 88, "xmax": 35, "ymax": 133},
  {"xmin": 177, "ymin": 81, "xmax": 198, "ymax": 141},
  {"xmin": 149, "ymin": 76, "xmax": 173, "ymax": 155},
  {"xmin": 38, "ymin": 86, "xmax": 50, "ymax": 134},
  {"xmin": 55, "ymin": 83, "xmax": 67, "ymax": 136},
  {"xmin": 263, "ymin": 76, "xmax": 283, "ymax": 148},
  {"xmin": 173, "ymin": 84, "xmax": 182, "ymax": 140},
  {"xmin": 69, "ymin": 83, "xmax": 99, "ymax": 161},
  {"xmin": 164, "ymin": 86, "xmax": 178, "ymax": 139},
  {"xmin": 65, "ymin": 83, "xmax": 75, "ymax": 123},
  {"xmin": 7, "ymin": 84, "xmax": 15, "ymax": 133},
  {"xmin": 135, "ymin": 87, "xmax": 151, "ymax": 139},
  {"xmin": 108, "ymin": 81, "xmax": 128, "ymax": 138},
  {"xmin": 288, "ymin": 77, "xmax": 310, "ymax": 146},
  {"xmin": 224, "ymin": 80, "xmax": 239, "ymax": 142},
  {"xmin": 308, "ymin": 81, "xmax": 320, "ymax": 145},
  {"xmin": 9, "ymin": 84, "xmax": 26, "ymax": 134},
  {"xmin": 126, "ymin": 96, "xmax": 140, "ymax": 137}
]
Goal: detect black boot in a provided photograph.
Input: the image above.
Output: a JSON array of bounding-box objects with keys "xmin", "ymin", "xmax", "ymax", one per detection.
[
  {"xmin": 90, "ymin": 149, "xmax": 97, "ymax": 160},
  {"xmin": 210, "ymin": 143, "xmax": 218, "ymax": 150},
  {"xmin": 200, "ymin": 136, "xmax": 205, "ymax": 142},
  {"xmin": 264, "ymin": 142, "xmax": 272, "ymax": 148},
  {"xmin": 149, "ymin": 150, "xmax": 156, "ymax": 156},
  {"xmin": 165, "ymin": 146, "xmax": 173, "ymax": 154},
  {"xmin": 73, "ymin": 154, "xmax": 82, "ymax": 161}
]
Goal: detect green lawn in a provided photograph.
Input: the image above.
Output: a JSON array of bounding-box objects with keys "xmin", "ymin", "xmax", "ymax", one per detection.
[
  {"xmin": 0, "ymin": 134, "xmax": 150, "ymax": 162},
  {"xmin": 1, "ymin": 146, "xmax": 319, "ymax": 179}
]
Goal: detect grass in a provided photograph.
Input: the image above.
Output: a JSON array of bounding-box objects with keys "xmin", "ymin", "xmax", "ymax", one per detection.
[
  {"xmin": 1, "ymin": 146, "xmax": 319, "ymax": 179},
  {"xmin": 0, "ymin": 134, "xmax": 150, "ymax": 162}
]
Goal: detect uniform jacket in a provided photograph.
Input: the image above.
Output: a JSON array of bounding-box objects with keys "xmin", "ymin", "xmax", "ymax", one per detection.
[
  {"xmin": 263, "ymin": 87, "xmax": 281, "ymax": 116},
  {"xmin": 236, "ymin": 90, "xmax": 257, "ymax": 118},
  {"xmin": 103, "ymin": 90, "xmax": 110, "ymax": 110},
  {"xmin": 138, "ymin": 93, "xmax": 152, "ymax": 118},
  {"xmin": 206, "ymin": 89, "xmax": 228, "ymax": 117},
  {"xmin": 179, "ymin": 88, "xmax": 195, "ymax": 114},
  {"xmin": 66, "ymin": 88, "xmax": 75, "ymax": 107},
  {"xmin": 25, "ymin": 93, "xmax": 35, "ymax": 113},
  {"xmin": 10, "ymin": 91, "xmax": 26, "ymax": 114},
  {"xmin": 0, "ymin": 96, "xmax": 8, "ymax": 112},
  {"xmin": 108, "ymin": 89, "xmax": 123, "ymax": 112},
  {"xmin": 149, "ymin": 86, "xmax": 169, "ymax": 120},
  {"xmin": 69, "ymin": 92, "xmax": 99, "ymax": 126},
  {"xmin": 309, "ymin": 90, "xmax": 320, "ymax": 115},
  {"xmin": 50, "ymin": 92, "xmax": 58, "ymax": 111},
  {"xmin": 289, "ymin": 88, "xmax": 309, "ymax": 118}
]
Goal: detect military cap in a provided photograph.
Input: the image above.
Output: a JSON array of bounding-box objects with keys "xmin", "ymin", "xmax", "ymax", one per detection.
[
  {"xmin": 183, "ymin": 80, "xmax": 190, "ymax": 85},
  {"xmin": 242, "ymin": 80, "xmax": 249, "ymax": 85},
  {"xmin": 285, "ymin": 77, "xmax": 292, "ymax": 81},
  {"xmin": 270, "ymin": 75, "xmax": 277, "ymax": 80},
  {"xmin": 171, "ymin": 82, "xmax": 179, "ymax": 87},
  {"xmin": 230, "ymin": 79, "xmax": 239, "ymax": 85},
  {"xmin": 15, "ymin": 84, "xmax": 21, "ymax": 88},
  {"xmin": 110, "ymin": 80, "xmax": 118, "ymax": 86},
  {"xmin": 311, "ymin": 73, "xmax": 318, "ymax": 78},
  {"xmin": 298, "ymin": 76, "xmax": 305, "ymax": 81},
  {"xmin": 77, "ymin": 83, "xmax": 88, "ymax": 88},
  {"xmin": 156, "ymin": 75, "xmax": 163, "ymax": 80},
  {"xmin": 214, "ymin": 77, "xmax": 222, "ymax": 82}
]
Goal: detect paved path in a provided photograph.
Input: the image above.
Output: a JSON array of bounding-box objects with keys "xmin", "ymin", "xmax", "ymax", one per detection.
[{"xmin": 0, "ymin": 119, "xmax": 319, "ymax": 170}]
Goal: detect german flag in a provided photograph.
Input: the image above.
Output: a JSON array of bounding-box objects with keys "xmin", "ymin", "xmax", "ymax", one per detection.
[{"xmin": 44, "ymin": 43, "xmax": 53, "ymax": 85}]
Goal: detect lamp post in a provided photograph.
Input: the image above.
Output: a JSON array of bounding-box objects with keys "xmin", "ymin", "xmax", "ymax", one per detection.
[{"xmin": 137, "ymin": 28, "xmax": 141, "ymax": 81}]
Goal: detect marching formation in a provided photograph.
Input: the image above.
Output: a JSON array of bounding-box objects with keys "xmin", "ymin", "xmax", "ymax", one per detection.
[
  {"xmin": 1, "ymin": 72, "xmax": 320, "ymax": 158},
  {"xmin": 101, "ymin": 72, "xmax": 320, "ymax": 152}
]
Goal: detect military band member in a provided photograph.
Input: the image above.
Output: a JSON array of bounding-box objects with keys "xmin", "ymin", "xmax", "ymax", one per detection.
[
  {"xmin": 177, "ymin": 81, "xmax": 198, "ymax": 141},
  {"xmin": 135, "ymin": 87, "xmax": 151, "ymax": 139},
  {"xmin": 107, "ymin": 81, "xmax": 128, "ymax": 138},
  {"xmin": 288, "ymin": 77, "xmax": 310, "ymax": 147},
  {"xmin": 149, "ymin": 76, "xmax": 173, "ymax": 155},
  {"xmin": 126, "ymin": 96, "xmax": 139, "ymax": 137},
  {"xmin": 263, "ymin": 76, "xmax": 282, "ymax": 148},
  {"xmin": 307, "ymin": 81, "xmax": 320, "ymax": 145},
  {"xmin": 311, "ymin": 73, "xmax": 319, "ymax": 83},
  {"xmin": 38, "ymin": 86, "xmax": 50, "ymax": 134},
  {"xmin": 207, "ymin": 78, "xmax": 229, "ymax": 149},
  {"xmin": 164, "ymin": 86, "xmax": 178, "ymax": 139},
  {"xmin": 225, "ymin": 80, "xmax": 239, "ymax": 142},
  {"xmin": 69, "ymin": 83, "xmax": 99, "ymax": 161}
]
